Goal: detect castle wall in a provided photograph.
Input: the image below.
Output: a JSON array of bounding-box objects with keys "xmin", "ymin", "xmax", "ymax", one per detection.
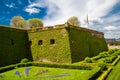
[
  {"xmin": 67, "ymin": 27, "xmax": 108, "ymax": 62},
  {"xmin": 0, "ymin": 26, "xmax": 32, "ymax": 67},
  {"xmin": 0, "ymin": 24, "xmax": 108, "ymax": 66},
  {"xmin": 28, "ymin": 28, "xmax": 72, "ymax": 63}
]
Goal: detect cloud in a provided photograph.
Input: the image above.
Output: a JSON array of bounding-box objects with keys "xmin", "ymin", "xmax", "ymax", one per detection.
[
  {"xmin": 32, "ymin": 0, "xmax": 119, "ymax": 26},
  {"xmin": 25, "ymin": 7, "xmax": 40, "ymax": 14},
  {"xmin": 5, "ymin": 3, "xmax": 15, "ymax": 8},
  {"xmin": 103, "ymin": 12, "xmax": 120, "ymax": 25},
  {"xmin": 24, "ymin": 0, "xmax": 45, "ymax": 15},
  {"xmin": 25, "ymin": 0, "xmax": 120, "ymax": 38},
  {"xmin": 104, "ymin": 26, "xmax": 118, "ymax": 30},
  {"xmin": 104, "ymin": 26, "xmax": 120, "ymax": 38}
]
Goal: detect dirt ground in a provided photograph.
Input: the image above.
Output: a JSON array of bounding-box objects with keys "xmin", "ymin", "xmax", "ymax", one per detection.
[{"xmin": 108, "ymin": 45, "xmax": 120, "ymax": 49}]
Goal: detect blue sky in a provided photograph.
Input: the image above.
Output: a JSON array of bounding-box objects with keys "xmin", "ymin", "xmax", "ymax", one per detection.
[{"xmin": 0, "ymin": 0, "xmax": 120, "ymax": 38}]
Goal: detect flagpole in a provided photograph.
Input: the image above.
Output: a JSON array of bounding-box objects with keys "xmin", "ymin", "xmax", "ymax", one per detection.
[{"xmin": 86, "ymin": 14, "xmax": 89, "ymax": 27}]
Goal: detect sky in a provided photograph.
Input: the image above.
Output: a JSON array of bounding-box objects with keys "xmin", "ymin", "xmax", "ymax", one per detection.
[{"xmin": 0, "ymin": 0, "xmax": 120, "ymax": 39}]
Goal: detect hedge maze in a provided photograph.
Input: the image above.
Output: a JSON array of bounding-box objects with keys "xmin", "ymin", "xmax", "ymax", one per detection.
[{"xmin": 0, "ymin": 49, "xmax": 120, "ymax": 80}]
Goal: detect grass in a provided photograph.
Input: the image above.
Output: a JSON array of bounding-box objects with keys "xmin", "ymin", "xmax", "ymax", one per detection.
[
  {"xmin": 0, "ymin": 66, "xmax": 93, "ymax": 80},
  {"xmin": 106, "ymin": 60, "xmax": 120, "ymax": 80}
]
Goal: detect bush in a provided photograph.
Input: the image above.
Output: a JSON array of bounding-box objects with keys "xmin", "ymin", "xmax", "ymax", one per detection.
[
  {"xmin": 99, "ymin": 52, "xmax": 108, "ymax": 58},
  {"xmin": 97, "ymin": 61, "xmax": 107, "ymax": 70},
  {"xmin": 108, "ymin": 49, "xmax": 119, "ymax": 54},
  {"xmin": 20, "ymin": 58, "xmax": 29, "ymax": 63},
  {"xmin": 114, "ymin": 50, "xmax": 120, "ymax": 55},
  {"xmin": 105, "ymin": 57, "xmax": 112, "ymax": 63},
  {"xmin": 84, "ymin": 57, "xmax": 92, "ymax": 63},
  {"xmin": 112, "ymin": 52, "xmax": 118, "ymax": 57}
]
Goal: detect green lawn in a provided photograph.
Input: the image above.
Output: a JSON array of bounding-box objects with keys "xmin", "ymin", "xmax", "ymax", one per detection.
[
  {"xmin": 106, "ymin": 61, "xmax": 120, "ymax": 80},
  {"xmin": 0, "ymin": 66, "xmax": 93, "ymax": 80}
]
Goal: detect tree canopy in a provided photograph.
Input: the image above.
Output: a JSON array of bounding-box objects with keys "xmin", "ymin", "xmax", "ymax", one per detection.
[
  {"xmin": 10, "ymin": 16, "xmax": 26, "ymax": 28},
  {"xmin": 27, "ymin": 18, "xmax": 43, "ymax": 28},
  {"xmin": 67, "ymin": 16, "xmax": 80, "ymax": 26}
]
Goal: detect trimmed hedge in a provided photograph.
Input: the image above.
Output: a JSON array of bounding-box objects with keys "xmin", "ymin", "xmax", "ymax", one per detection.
[
  {"xmin": 97, "ymin": 67, "xmax": 112, "ymax": 80},
  {"xmin": 91, "ymin": 55, "xmax": 101, "ymax": 60},
  {"xmin": 0, "ymin": 62, "xmax": 93, "ymax": 73},
  {"xmin": 88, "ymin": 67, "xmax": 101, "ymax": 80},
  {"xmin": 111, "ymin": 56, "xmax": 120, "ymax": 66},
  {"xmin": 0, "ymin": 64, "xmax": 16, "ymax": 73}
]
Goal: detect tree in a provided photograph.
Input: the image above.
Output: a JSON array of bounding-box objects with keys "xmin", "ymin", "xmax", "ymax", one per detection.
[
  {"xmin": 67, "ymin": 16, "xmax": 80, "ymax": 26},
  {"xmin": 11, "ymin": 16, "xmax": 26, "ymax": 28},
  {"xmin": 27, "ymin": 18, "xmax": 43, "ymax": 28},
  {"xmin": 16, "ymin": 20, "xmax": 26, "ymax": 28}
]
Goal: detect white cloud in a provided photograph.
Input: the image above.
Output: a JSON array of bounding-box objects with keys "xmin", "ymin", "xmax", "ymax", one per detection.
[
  {"xmin": 32, "ymin": 0, "xmax": 119, "ymax": 26},
  {"xmin": 103, "ymin": 12, "xmax": 120, "ymax": 25},
  {"xmin": 25, "ymin": 0, "xmax": 120, "ymax": 38},
  {"xmin": 24, "ymin": 0, "xmax": 45, "ymax": 15},
  {"xmin": 5, "ymin": 3, "xmax": 15, "ymax": 8},
  {"xmin": 25, "ymin": 7, "xmax": 40, "ymax": 14},
  {"xmin": 104, "ymin": 26, "xmax": 118, "ymax": 30},
  {"xmin": 104, "ymin": 26, "xmax": 120, "ymax": 38}
]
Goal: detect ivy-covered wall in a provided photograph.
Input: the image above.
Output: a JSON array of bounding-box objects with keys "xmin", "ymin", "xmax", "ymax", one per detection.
[
  {"xmin": 28, "ymin": 28, "xmax": 71, "ymax": 63},
  {"xmin": 0, "ymin": 25, "xmax": 108, "ymax": 66},
  {"xmin": 29, "ymin": 26, "xmax": 108, "ymax": 63},
  {"xmin": 0, "ymin": 26, "xmax": 32, "ymax": 67},
  {"xmin": 67, "ymin": 27, "xmax": 108, "ymax": 62}
]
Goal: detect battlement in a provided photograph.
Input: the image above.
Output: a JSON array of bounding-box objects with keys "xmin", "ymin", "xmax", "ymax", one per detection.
[{"xmin": 26, "ymin": 23, "xmax": 103, "ymax": 38}]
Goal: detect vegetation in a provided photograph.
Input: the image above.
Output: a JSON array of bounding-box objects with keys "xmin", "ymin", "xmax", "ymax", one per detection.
[
  {"xmin": 0, "ymin": 49, "xmax": 120, "ymax": 80},
  {"xmin": 67, "ymin": 16, "xmax": 80, "ymax": 26},
  {"xmin": 20, "ymin": 58, "xmax": 29, "ymax": 63},
  {"xmin": 10, "ymin": 16, "xmax": 26, "ymax": 28},
  {"xmin": 84, "ymin": 57, "xmax": 92, "ymax": 63},
  {"xmin": 109, "ymin": 41, "xmax": 120, "ymax": 45},
  {"xmin": 0, "ymin": 26, "xmax": 32, "ymax": 67},
  {"xmin": 28, "ymin": 27, "xmax": 108, "ymax": 63},
  {"xmin": 99, "ymin": 52, "xmax": 108, "ymax": 58},
  {"xmin": 97, "ymin": 60, "xmax": 107, "ymax": 70},
  {"xmin": 10, "ymin": 16, "xmax": 43, "ymax": 28},
  {"xmin": 0, "ymin": 62, "xmax": 93, "ymax": 73},
  {"xmin": 28, "ymin": 18, "xmax": 43, "ymax": 28},
  {"xmin": 28, "ymin": 28, "xmax": 71, "ymax": 63},
  {"xmin": 68, "ymin": 27, "xmax": 108, "ymax": 62},
  {"xmin": 0, "ymin": 66, "xmax": 94, "ymax": 80},
  {"xmin": 106, "ymin": 61, "xmax": 120, "ymax": 80}
]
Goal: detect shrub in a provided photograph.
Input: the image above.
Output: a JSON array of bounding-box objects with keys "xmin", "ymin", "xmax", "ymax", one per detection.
[
  {"xmin": 84, "ymin": 57, "xmax": 92, "ymax": 63},
  {"xmin": 99, "ymin": 52, "xmax": 108, "ymax": 58},
  {"xmin": 97, "ymin": 61, "xmax": 107, "ymax": 70},
  {"xmin": 112, "ymin": 52, "xmax": 118, "ymax": 57},
  {"xmin": 114, "ymin": 50, "xmax": 120, "ymax": 55},
  {"xmin": 108, "ymin": 49, "xmax": 114, "ymax": 54},
  {"xmin": 104, "ymin": 57, "xmax": 112, "ymax": 63},
  {"xmin": 20, "ymin": 58, "xmax": 29, "ymax": 63},
  {"xmin": 108, "ymin": 49, "xmax": 119, "ymax": 54}
]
